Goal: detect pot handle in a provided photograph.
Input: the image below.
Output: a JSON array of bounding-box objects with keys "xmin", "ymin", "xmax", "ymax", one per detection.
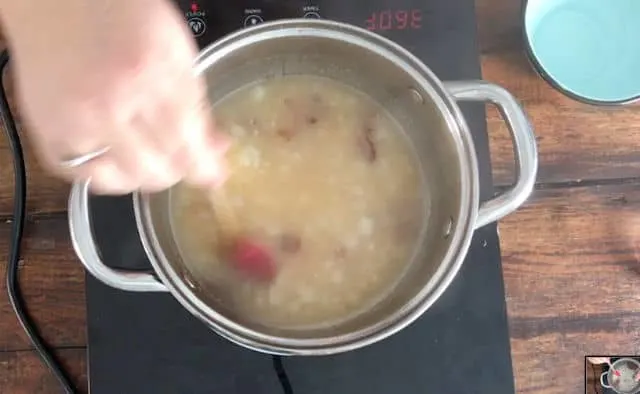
[
  {"xmin": 601, "ymin": 371, "xmax": 612, "ymax": 389},
  {"xmin": 68, "ymin": 179, "xmax": 168, "ymax": 292},
  {"xmin": 444, "ymin": 81, "xmax": 538, "ymax": 229}
]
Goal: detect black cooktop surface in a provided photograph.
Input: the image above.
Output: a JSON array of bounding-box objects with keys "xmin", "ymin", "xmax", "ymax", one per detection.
[{"xmin": 86, "ymin": 1, "xmax": 515, "ymax": 393}]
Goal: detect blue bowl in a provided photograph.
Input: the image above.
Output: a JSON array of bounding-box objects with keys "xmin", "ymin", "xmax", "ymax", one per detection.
[{"xmin": 523, "ymin": 0, "xmax": 640, "ymax": 105}]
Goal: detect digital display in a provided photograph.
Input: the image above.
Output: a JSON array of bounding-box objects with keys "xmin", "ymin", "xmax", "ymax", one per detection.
[{"xmin": 364, "ymin": 9, "xmax": 423, "ymax": 31}]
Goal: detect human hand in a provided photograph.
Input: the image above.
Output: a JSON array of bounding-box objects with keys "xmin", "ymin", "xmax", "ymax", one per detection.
[
  {"xmin": 2, "ymin": 0, "xmax": 228, "ymax": 194},
  {"xmin": 587, "ymin": 357, "xmax": 611, "ymax": 365}
]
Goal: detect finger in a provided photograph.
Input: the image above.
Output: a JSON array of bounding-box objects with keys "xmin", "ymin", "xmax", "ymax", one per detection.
[
  {"xmin": 29, "ymin": 129, "xmax": 109, "ymax": 183},
  {"xmin": 126, "ymin": 113, "xmax": 184, "ymax": 192},
  {"xmin": 109, "ymin": 117, "xmax": 182, "ymax": 193},
  {"xmin": 170, "ymin": 99, "xmax": 230, "ymax": 187},
  {"xmin": 131, "ymin": 100, "xmax": 194, "ymax": 184}
]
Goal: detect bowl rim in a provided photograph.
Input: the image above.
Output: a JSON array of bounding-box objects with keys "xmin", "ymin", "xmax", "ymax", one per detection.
[{"xmin": 521, "ymin": 0, "xmax": 640, "ymax": 106}]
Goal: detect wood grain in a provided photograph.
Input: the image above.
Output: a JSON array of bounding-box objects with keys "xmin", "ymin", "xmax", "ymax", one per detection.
[
  {"xmin": 475, "ymin": 0, "xmax": 640, "ymax": 186},
  {"xmin": 585, "ymin": 361, "xmax": 605, "ymax": 394},
  {"xmin": 0, "ymin": 348, "xmax": 86, "ymax": 394},
  {"xmin": 483, "ymin": 52, "xmax": 640, "ymax": 186},
  {"xmin": 475, "ymin": 0, "xmax": 522, "ymax": 55},
  {"xmin": 0, "ymin": 138, "xmax": 71, "ymax": 218},
  {"xmin": 501, "ymin": 184, "xmax": 640, "ymax": 393},
  {"xmin": 502, "ymin": 183, "xmax": 640, "ymax": 319},
  {"xmin": 0, "ymin": 213, "xmax": 86, "ymax": 352},
  {"xmin": 512, "ymin": 333, "xmax": 625, "ymax": 394}
]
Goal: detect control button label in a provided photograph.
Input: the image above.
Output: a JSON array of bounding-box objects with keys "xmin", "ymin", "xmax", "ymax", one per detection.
[
  {"xmin": 244, "ymin": 14, "xmax": 264, "ymax": 27},
  {"xmin": 188, "ymin": 17, "xmax": 206, "ymax": 37}
]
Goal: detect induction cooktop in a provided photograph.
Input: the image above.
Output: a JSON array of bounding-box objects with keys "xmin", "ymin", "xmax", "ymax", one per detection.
[{"xmin": 85, "ymin": 1, "xmax": 515, "ymax": 393}]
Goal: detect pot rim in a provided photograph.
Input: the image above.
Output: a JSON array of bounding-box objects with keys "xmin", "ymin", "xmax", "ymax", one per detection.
[
  {"xmin": 606, "ymin": 358, "xmax": 640, "ymax": 393},
  {"xmin": 133, "ymin": 19, "xmax": 480, "ymax": 355},
  {"xmin": 611, "ymin": 357, "xmax": 640, "ymax": 366}
]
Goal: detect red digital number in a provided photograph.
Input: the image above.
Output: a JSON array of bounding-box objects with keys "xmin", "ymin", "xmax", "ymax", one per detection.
[
  {"xmin": 410, "ymin": 9, "xmax": 422, "ymax": 29},
  {"xmin": 365, "ymin": 13, "xmax": 376, "ymax": 31},
  {"xmin": 396, "ymin": 10, "xmax": 408, "ymax": 30},
  {"xmin": 365, "ymin": 9, "xmax": 423, "ymax": 31},
  {"xmin": 379, "ymin": 10, "xmax": 392, "ymax": 30}
]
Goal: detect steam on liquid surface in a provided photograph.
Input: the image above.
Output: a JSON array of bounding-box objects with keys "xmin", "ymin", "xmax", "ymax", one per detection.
[{"xmin": 171, "ymin": 75, "xmax": 425, "ymax": 329}]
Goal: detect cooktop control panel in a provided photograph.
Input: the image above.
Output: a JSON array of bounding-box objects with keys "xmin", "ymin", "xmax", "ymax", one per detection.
[
  {"xmin": 173, "ymin": 0, "xmax": 429, "ymax": 50},
  {"xmin": 174, "ymin": 1, "xmax": 323, "ymax": 46}
]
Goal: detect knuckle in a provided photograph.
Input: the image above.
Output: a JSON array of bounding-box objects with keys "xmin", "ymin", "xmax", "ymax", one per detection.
[
  {"xmin": 139, "ymin": 149, "xmax": 183, "ymax": 185},
  {"xmin": 90, "ymin": 162, "xmax": 137, "ymax": 195},
  {"xmin": 89, "ymin": 180, "xmax": 134, "ymax": 195},
  {"xmin": 139, "ymin": 178, "xmax": 179, "ymax": 193}
]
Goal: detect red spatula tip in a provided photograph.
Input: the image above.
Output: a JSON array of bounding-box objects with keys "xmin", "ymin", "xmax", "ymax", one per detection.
[{"xmin": 229, "ymin": 238, "xmax": 277, "ymax": 281}]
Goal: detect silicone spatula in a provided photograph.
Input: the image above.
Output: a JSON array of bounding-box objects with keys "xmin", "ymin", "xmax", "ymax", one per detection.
[{"xmin": 209, "ymin": 190, "xmax": 277, "ymax": 282}]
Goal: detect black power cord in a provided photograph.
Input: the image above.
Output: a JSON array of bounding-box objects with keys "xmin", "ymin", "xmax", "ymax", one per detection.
[
  {"xmin": 0, "ymin": 50, "xmax": 77, "ymax": 393},
  {"xmin": 272, "ymin": 355, "xmax": 294, "ymax": 394}
]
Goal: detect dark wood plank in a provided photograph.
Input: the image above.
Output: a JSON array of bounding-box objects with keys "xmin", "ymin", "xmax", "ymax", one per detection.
[
  {"xmin": 499, "ymin": 183, "xmax": 640, "ymax": 393},
  {"xmin": 585, "ymin": 361, "xmax": 604, "ymax": 394},
  {"xmin": 0, "ymin": 137, "xmax": 71, "ymax": 218},
  {"xmin": 476, "ymin": 0, "xmax": 522, "ymax": 55},
  {"xmin": 475, "ymin": 0, "xmax": 640, "ymax": 186},
  {"xmin": 512, "ymin": 333, "xmax": 632, "ymax": 394},
  {"xmin": 0, "ymin": 213, "xmax": 86, "ymax": 352},
  {"xmin": 483, "ymin": 52, "xmax": 640, "ymax": 186},
  {"xmin": 500, "ymin": 183, "xmax": 640, "ymax": 319},
  {"xmin": 0, "ymin": 348, "xmax": 86, "ymax": 394}
]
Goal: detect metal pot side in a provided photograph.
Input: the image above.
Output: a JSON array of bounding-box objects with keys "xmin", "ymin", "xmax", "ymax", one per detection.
[{"xmin": 69, "ymin": 20, "xmax": 538, "ymax": 355}]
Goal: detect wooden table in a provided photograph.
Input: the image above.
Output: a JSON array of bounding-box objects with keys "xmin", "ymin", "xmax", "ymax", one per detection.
[{"xmin": 1, "ymin": 1, "xmax": 640, "ymax": 393}]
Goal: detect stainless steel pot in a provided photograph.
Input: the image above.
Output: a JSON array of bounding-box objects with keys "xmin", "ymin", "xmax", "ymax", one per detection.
[
  {"xmin": 601, "ymin": 358, "xmax": 640, "ymax": 394},
  {"xmin": 68, "ymin": 20, "xmax": 538, "ymax": 356}
]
